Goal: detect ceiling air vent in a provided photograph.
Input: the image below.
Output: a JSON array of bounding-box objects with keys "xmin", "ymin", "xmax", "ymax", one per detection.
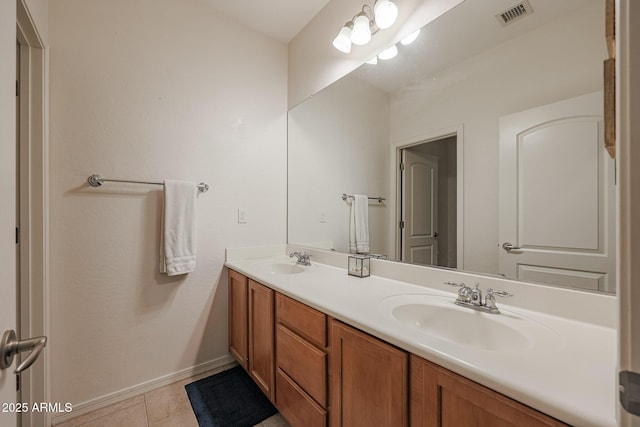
[{"xmin": 496, "ymin": 0, "xmax": 534, "ymax": 26}]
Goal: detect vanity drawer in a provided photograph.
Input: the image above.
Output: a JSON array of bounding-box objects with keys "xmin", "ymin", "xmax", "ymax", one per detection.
[
  {"xmin": 276, "ymin": 368, "xmax": 327, "ymax": 427},
  {"xmin": 276, "ymin": 293, "xmax": 326, "ymax": 347},
  {"xmin": 276, "ymin": 323, "xmax": 327, "ymax": 407}
]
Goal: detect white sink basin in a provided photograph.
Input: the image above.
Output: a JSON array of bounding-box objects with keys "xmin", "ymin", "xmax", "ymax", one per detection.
[
  {"xmin": 380, "ymin": 294, "xmax": 562, "ymax": 352},
  {"xmin": 253, "ymin": 261, "xmax": 305, "ymax": 275}
]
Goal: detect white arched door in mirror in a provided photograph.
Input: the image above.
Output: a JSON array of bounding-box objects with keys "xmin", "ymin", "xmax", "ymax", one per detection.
[
  {"xmin": 499, "ymin": 92, "xmax": 615, "ymax": 292},
  {"xmin": 401, "ymin": 149, "xmax": 439, "ymax": 265}
]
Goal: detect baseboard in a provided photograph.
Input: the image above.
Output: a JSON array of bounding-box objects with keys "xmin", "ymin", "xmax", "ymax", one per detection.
[{"xmin": 50, "ymin": 354, "xmax": 237, "ymax": 425}]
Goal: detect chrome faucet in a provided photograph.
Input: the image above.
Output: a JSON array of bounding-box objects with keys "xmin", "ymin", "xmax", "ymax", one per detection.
[
  {"xmin": 444, "ymin": 281, "xmax": 512, "ymax": 314},
  {"xmin": 470, "ymin": 283, "xmax": 483, "ymax": 305},
  {"xmin": 289, "ymin": 251, "xmax": 312, "ymax": 266}
]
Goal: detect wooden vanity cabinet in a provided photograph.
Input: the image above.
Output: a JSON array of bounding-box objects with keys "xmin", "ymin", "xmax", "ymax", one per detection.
[
  {"xmin": 275, "ymin": 293, "xmax": 328, "ymax": 427},
  {"xmin": 228, "ymin": 270, "xmax": 275, "ymax": 401},
  {"xmin": 228, "ymin": 269, "xmax": 248, "ymax": 370},
  {"xmin": 229, "ymin": 269, "xmax": 570, "ymax": 426},
  {"xmin": 248, "ymin": 279, "xmax": 275, "ymax": 401},
  {"xmin": 410, "ymin": 355, "xmax": 569, "ymax": 427},
  {"xmin": 330, "ymin": 319, "xmax": 409, "ymax": 427}
]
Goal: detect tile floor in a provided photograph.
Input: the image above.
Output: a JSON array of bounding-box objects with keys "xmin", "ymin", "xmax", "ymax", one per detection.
[{"xmin": 55, "ymin": 365, "xmax": 290, "ymax": 427}]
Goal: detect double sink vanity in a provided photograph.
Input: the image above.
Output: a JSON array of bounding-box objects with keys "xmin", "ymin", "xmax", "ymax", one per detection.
[{"xmin": 225, "ymin": 245, "xmax": 616, "ymax": 427}]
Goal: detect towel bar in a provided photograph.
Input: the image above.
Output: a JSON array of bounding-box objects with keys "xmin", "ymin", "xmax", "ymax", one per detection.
[
  {"xmin": 88, "ymin": 174, "xmax": 209, "ymax": 192},
  {"xmin": 341, "ymin": 193, "xmax": 385, "ymax": 203}
]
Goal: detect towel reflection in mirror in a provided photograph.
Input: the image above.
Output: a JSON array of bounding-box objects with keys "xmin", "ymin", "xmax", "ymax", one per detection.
[{"xmin": 348, "ymin": 194, "xmax": 370, "ymax": 254}]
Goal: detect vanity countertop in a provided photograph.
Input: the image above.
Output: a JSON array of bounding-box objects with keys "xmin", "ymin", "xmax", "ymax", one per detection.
[{"xmin": 225, "ymin": 251, "xmax": 616, "ymax": 427}]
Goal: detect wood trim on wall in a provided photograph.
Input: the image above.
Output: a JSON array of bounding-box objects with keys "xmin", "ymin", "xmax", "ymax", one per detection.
[
  {"xmin": 606, "ymin": 0, "xmax": 616, "ymax": 59},
  {"xmin": 605, "ymin": 57, "xmax": 616, "ymax": 158},
  {"xmin": 604, "ymin": 0, "xmax": 616, "ymax": 159}
]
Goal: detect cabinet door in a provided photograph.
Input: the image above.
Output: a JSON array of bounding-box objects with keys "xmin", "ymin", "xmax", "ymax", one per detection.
[
  {"xmin": 228, "ymin": 269, "xmax": 248, "ymax": 370},
  {"xmin": 249, "ymin": 279, "xmax": 275, "ymax": 401},
  {"xmin": 330, "ymin": 320, "xmax": 408, "ymax": 427},
  {"xmin": 410, "ymin": 355, "xmax": 568, "ymax": 427}
]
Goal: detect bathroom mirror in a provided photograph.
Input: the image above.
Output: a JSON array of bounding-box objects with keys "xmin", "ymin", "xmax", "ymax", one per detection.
[{"xmin": 288, "ymin": 0, "xmax": 615, "ymax": 294}]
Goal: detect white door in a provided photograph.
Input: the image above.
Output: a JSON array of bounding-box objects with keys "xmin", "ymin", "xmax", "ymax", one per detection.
[
  {"xmin": 498, "ymin": 92, "xmax": 615, "ymax": 292},
  {"xmin": 0, "ymin": 0, "xmax": 18, "ymax": 423},
  {"xmin": 402, "ymin": 149, "xmax": 439, "ymax": 265}
]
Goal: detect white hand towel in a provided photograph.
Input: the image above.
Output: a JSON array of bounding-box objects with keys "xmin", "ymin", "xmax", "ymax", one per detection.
[
  {"xmin": 349, "ymin": 194, "xmax": 370, "ymax": 254},
  {"xmin": 160, "ymin": 180, "xmax": 198, "ymax": 276}
]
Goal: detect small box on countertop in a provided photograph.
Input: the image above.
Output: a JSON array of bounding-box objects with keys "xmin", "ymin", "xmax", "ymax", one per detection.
[{"xmin": 348, "ymin": 255, "xmax": 370, "ymax": 278}]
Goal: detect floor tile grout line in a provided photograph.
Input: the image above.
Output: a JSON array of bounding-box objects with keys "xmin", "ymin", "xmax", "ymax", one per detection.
[{"xmin": 143, "ymin": 393, "xmax": 151, "ymax": 427}]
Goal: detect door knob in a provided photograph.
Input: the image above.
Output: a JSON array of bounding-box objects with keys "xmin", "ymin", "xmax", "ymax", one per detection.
[
  {"xmin": 502, "ymin": 242, "xmax": 522, "ymax": 252},
  {"xmin": 0, "ymin": 330, "xmax": 47, "ymax": 374}
]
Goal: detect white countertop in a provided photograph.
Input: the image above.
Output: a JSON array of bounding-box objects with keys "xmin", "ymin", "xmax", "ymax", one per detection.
[{"xmin": 225, "ymin": 248, "xmax": 617, "ymax": 427}]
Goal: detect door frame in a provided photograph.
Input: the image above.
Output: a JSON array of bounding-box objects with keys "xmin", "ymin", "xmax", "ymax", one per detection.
[
  {"xmin": 618, "ymin": 0, "xmax": 640, "ymax": 425},
  {"xmin": 390, "ymin": 124, "xmax": 464, "ymax": 267},
  {"xmin": 16, "ymin": 1, "xmax": 49, "ymax": 426}
]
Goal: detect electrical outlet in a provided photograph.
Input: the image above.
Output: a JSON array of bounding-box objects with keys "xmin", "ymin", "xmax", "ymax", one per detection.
[
  {"xmin": 320, "ymin": 212, "xmax": 327, "ymax": 223},
  {"xmin": 237, "ymin": 208, "xmax": 247, "ymax": 224}
]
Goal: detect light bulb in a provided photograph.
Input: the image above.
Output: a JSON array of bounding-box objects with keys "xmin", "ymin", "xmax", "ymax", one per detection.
[
  {"xmin": 366, "ymin": 56, "xmax": 378, "ymax": 65},
  {"xmin": 332, "ymin": 25, "xmax": 353, "ymax": 53},
  {"xmin": 374, "ymin": 0, "xmax": 398, "ymax": 30},
  {"xmin": 378, "ymin": 44, "xmax": 398, "ymax": 60},
  {"xmin": 351, "ymin": 14, "xmax": 372, "ymax": 45},
  {"xmin": 400, "ymin": 29, "xmax": 420, "ymax": 45}
]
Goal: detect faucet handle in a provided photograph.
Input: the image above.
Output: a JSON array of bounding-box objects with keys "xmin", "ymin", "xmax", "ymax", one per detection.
[
  {"xmin": 444, "ymin": 281, "xmax": 474, "ymax": 302},
  {"xmin": 458, "ymin": 283, "xmax": 473, "ymax": 302},
  {"xmin": 470, "ymin": 283, "xmax": 483, "ymax": 305},
  {"xmin": 444, "ymin": 281, "xmax": 472, "ymax": 289},
  {"xmin": 487, "ymin": 288, "xmax": 513, "ymax": 298},
  {"xmin": 485, "ymin": 288, "xmax": 512, "ymax": 312},
  {"xmin": 485, "ymin": 291, "xmax": 497, "ymax": 309},
  {"xmin": 289, "ymin": 250, "xmax": 312, "ymax": 265}
]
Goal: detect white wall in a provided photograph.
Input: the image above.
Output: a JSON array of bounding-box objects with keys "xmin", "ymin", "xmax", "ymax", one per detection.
[
  {"xmin": 389, "ymin": 2, "xmax": 606, "ymax": 274},
  {"xmin": 288, "ymin": 75, "xmax": 390, "ymax": 255},
  {"xmin": 48, "ymin": 0, "xmax": 287, "ymax": 409}
]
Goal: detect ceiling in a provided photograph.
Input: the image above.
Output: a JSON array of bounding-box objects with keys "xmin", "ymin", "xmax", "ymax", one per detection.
[
  {"xmin": 199, "ymin": 0, "xmax": 331, "ymax": 43},
  {"xmin": 196, "ymin": 0, "xmax": 598, "ymax": 87}
]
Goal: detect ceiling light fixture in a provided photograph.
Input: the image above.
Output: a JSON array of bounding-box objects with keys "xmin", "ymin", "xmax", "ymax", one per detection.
[
  {"xmin": 351, "ymin": 13, "xmax": 372, "ymax": 45},
  {"xmin": 400, "ymin": 29, "xmax": 420, "ymax": 45},
  {"xmin": 332, "ymin": 0, "xmax": 398, "ymax": 53},
  {"xmin": 378, "ymin": 44, "xmax": 398, "ymax": 60},
  {"xmin": 374, "ymin": 0, "xmax": 399, "ymax": 30},
  {"xmin": 365, "ymin": 29, "xmax": 420, "ymax": 66},
  {"xmin": 332, "ymin": 23, "xmax": 353, "ymax": 53}
]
